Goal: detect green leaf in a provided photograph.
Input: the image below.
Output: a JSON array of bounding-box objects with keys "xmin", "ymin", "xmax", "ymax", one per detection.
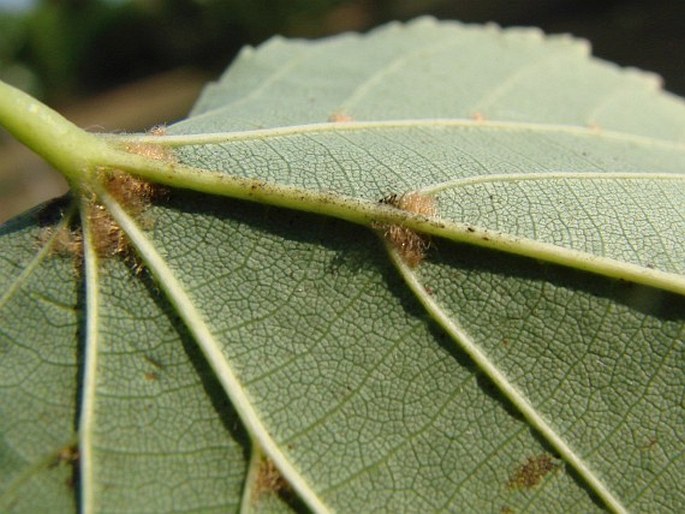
[{"xmin": 1, "ymin": 17, "xmax": 684, "ymax": 513}]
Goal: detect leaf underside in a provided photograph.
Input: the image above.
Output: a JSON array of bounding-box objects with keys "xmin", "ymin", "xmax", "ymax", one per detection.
[{"xmin": 2, "ymin": 17, "xmax": 684, "ymax": 514}]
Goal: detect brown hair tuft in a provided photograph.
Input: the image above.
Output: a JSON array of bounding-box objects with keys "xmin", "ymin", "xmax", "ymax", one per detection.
[{"xmin": 379, "ymin": 192, "xmax": 437, "ymax": 267}]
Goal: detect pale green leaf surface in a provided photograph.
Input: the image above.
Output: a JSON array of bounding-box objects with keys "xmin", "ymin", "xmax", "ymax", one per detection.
[
  {"xmin": 169, "ymin": 17, "xmax": 685, "ymax": 276},
  {"xmin": 82, "ymin": 257, "xmax": 248, "ymax": 513},
  {"xmin": 140, "ymin": 192, "xmax": 601, "ymax": 512},
  {"xmin": 1, "ymin": 16, "xmax": 684, "ymax": 514},
  {"xmin": 0, "ymin": 202, "xmax": 79, "ymax": 513},
  {"xmin": 165, "ymin": 128, "xmax": 685, "ymax": 275},
  {"xmin": 145, "ymin": 16, "xmax": 685, "ymax": 513},
  {"xmin": 186, "ymin": 18, "xmax": 685, "ymax": 142},
  {"xmin": 0, "ymin": 204, "xmax": 250, "ymax": 513}
]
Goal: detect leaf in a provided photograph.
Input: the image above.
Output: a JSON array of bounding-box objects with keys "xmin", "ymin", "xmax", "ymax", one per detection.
[{"xmin": 1, "ymin": 16, "xmax": 684, "ymax": 514}]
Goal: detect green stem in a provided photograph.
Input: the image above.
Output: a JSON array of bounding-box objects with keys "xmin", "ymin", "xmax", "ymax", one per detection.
[{"xmin": 0, "ymin": 80, "xmax": 113, "ymax": 182}]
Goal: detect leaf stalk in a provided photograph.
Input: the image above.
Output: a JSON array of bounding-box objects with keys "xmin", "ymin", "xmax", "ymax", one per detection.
[{"xmin": 0, "ymin": 80, "xmax": 113, "ymax": 183}]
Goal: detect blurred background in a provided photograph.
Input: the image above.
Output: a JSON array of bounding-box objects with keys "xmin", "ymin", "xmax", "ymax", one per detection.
[{"xmin": 1, "ymin": 0, "xmax": 683, "ymax": 222}]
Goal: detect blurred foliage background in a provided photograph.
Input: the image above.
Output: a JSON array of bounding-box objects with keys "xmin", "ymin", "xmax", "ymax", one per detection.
[{"xmin": 1, "ymin": 0, "xmax": 683, "ymax": 222}]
